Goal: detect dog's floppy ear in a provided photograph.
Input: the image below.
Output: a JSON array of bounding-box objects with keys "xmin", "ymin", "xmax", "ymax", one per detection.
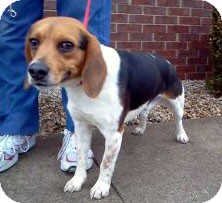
[{"xmin": 81, "ymin": 34, "xmax": 107, "ymax": 98}]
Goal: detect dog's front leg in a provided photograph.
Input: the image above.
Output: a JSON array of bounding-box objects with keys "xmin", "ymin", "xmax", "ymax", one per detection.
[
  {"xmin": 64, "ymin": 121, "xmax": 92, "ymax": 192},
  {"xmin": 90, "ymin": 130, "xmax": 123, "ymax": 199}
]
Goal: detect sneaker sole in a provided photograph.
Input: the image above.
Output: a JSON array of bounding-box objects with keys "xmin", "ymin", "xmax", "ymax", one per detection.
[
  {"xmin": 61, "ymin": 160, "xmax": 94, "ymax": 174},
  {"xmin": 62, "ymin": 166, "xmax": 77, "ymax": 174}
]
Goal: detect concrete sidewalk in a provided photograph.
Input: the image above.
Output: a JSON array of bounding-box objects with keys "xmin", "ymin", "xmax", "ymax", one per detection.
[{"xmin": 0, "ymin": 117, "xmax": 221, "ymax": 203}]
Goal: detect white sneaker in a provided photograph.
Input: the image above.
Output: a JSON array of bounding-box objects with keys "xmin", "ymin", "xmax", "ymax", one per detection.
[
  {"xmin": 58, "ymin": 129, "xmax": 94, "ymax": 173},
  {"xmin": 0, "ymin": 134, "xmax": 36, "ymax": 172}
]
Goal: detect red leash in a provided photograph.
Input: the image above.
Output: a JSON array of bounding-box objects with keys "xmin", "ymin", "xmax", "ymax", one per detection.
[{"xmin": 83, "ymin": 0, "xmax": 91, "ymax": 29}]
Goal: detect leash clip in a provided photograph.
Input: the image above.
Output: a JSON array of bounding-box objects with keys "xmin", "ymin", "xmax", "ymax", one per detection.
[{"xmin": 8, "ymin": 5, "xmax": 17, "ymax": 18}]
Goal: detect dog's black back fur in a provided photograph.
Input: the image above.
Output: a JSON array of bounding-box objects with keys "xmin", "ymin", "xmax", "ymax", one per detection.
[{"xmin": 117, "ymin": 51, "xmax": 182, "ymax": 111}]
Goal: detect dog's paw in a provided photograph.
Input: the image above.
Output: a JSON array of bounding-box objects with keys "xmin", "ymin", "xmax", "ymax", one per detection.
[
  {"xmin": 90, "ymin": 180, "xmax": 110, "ymax": 199},
  {"xmin": 132, "ymin": 127, "xmax": 145, "ymax": 136},
  {"xmin": 176, "ymin": 132, "xmax": 189, "ymax": 144},
  {"xmin": 64, "ymin": 175, "xmax": 86, "ymax": 193}
]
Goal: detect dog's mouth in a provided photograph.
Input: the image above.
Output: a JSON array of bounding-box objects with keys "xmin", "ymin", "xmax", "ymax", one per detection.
[
  {"xmin": 60, "ymin": 70, "xmax": 72, "ymax": 83},
  {"xmin": 29, "ymin": 70, "xmax": 72, "ymax": 89},
  {"xmin": 33, "ymin": 81, "xmax": 49, "ymax": 86},
  {"xmin": 30, "ymin": 81, "xmax": 58, "ymax": 91}
]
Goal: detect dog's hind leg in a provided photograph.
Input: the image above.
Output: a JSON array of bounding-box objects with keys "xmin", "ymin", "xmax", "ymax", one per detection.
[
  {"xmin": 162, "ymin": 87, "xmax": 189, "ymax": 144},
  {"xmin": 132, "ymin": 109, "xmax": 148, "ymax": 136},
  {"xmin": 132, "ymin": 97, "xmax": 161, "ymax": 136}
]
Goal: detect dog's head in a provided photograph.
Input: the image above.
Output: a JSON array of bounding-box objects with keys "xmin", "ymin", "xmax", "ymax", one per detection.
[{"xmin": 25, "ymin": 17, "xmax": 106, "ymax": 98}]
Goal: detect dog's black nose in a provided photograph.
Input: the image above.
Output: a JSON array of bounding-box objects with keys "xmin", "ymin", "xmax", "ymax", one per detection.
[{"xmin": 28, "ymin": 62, "xmax": 49, "ymax": 81}]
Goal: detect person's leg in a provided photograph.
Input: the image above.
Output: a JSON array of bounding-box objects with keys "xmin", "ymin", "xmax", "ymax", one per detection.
[
  {"xmin": 0, "ymin": 0, "xmax": 43, "ymax": 172},
  {"xmin": 0, "ymin": 1, "xmax": 44, "ymax": 135},
  {"xmin": 56, "ymin": 0, "xmax": 112, "ymax": 172},
  {"xmin": 61, "ymin": 89, "xmax": 75, "ymax": 133},
  {"xmin": 57, "ymin": 0, "xmax": 111, "ymax": 45}
]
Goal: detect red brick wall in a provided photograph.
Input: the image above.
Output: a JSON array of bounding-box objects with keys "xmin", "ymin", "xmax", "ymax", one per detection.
[{"xmin": 44, "ymin": 0, "xmax": 213, "ymax": 80}]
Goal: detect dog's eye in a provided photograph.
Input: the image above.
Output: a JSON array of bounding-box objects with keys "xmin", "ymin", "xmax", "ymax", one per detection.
[
  {"xmin": 58, "ymin": 41, "xmax": 74, "ymax": 52},
  {"xmin": 29, "ymin": 38, "xmax": 39, "ymax": 49}
]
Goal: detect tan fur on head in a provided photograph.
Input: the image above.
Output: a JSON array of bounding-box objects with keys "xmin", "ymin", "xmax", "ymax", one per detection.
[{"xmin": 24, "ymin": 17, "xmax": 107, "ymax": 97}]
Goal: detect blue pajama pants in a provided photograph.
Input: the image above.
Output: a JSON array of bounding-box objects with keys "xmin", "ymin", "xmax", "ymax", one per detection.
[{"xmin": 0, "ymin": 0, "xmax": 111, "ymax": 135}]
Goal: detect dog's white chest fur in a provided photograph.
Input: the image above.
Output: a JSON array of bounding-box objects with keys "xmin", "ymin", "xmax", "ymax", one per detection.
[{"xmin": 65, "ymin": 45, "xmax": 123, "ymax": 132}]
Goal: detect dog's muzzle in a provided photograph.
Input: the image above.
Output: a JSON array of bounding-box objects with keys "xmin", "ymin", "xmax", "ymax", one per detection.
[{"xmin": 28, "ymin": 61, "xmax": 49, "ymax": 83}]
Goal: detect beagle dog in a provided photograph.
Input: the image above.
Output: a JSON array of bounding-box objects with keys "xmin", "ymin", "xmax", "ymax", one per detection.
[{"xmin": 25, "ymin": 17, "xmax": 189, "ymax": 199}]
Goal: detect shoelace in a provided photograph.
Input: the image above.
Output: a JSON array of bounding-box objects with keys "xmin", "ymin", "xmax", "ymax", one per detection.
[
  {"xmin": 57, "ymin": 129, "xmax": 76, "ymax": 160},
  {"xmin": 17, "ymin": 136, "xmax": 31, "ymax": 153},
  {"xmin": 0, "ymin": 135, "xmax": 30, "ymax": 160}
]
